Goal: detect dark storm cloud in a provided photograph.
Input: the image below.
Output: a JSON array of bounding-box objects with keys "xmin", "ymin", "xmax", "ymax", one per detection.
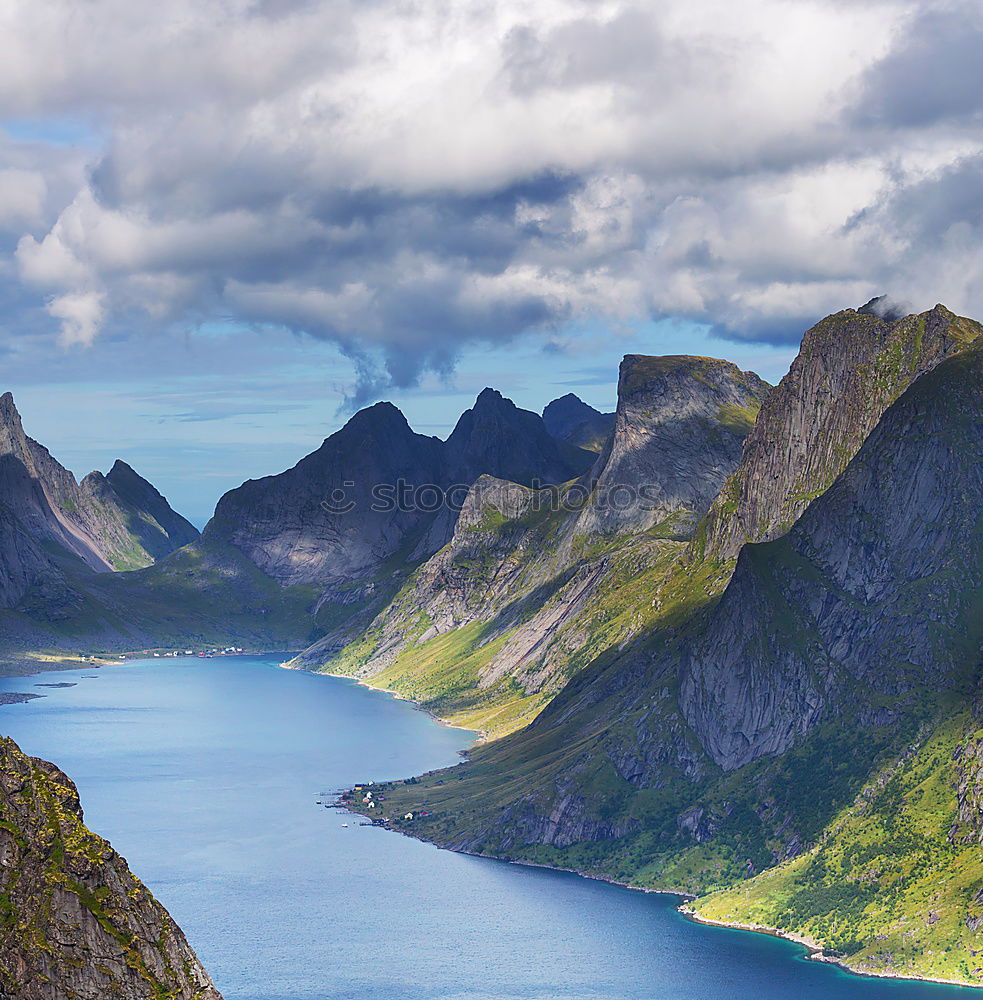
[{"xmin": 854, "ymin": 3, "xmax": 983, "ymax": 128}]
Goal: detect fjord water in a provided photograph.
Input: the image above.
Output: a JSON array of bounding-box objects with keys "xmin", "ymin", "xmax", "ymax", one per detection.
[{"xmin": 0, "ymin": 657, "xmax": 971, "ymax": 1000}]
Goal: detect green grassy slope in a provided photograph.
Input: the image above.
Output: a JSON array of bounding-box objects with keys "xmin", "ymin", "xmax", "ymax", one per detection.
[{"xmin": 693, "ymin": 705, "xmax": 983, "ymax": 986}]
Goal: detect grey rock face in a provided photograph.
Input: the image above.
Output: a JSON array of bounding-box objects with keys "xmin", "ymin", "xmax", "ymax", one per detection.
[
  {"xmin": 680, "ymin": 343, "xmax": 983, "ymax": 770},
  {"xmin": 701, "ymin": 305, "xmax": 982, "ymax": 560},
  {"xmin": 576, "ymin": 355, "xmax": 769, "ymax": 538},
  {"xmin": 0, "ymin": 736, "xmax": 222, "ymax": 1000}
]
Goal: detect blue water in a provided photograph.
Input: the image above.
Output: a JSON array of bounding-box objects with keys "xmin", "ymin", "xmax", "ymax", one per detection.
[{"xmin": 0, "ymin": 656, "xmax": 973, "ymax": 1000}]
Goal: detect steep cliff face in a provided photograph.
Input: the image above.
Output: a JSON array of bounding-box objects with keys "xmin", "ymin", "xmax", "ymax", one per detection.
[
  {"xmin": 0, "ymin": 394, "xmax": 200, "ymax": 612},
  {"xmin": 700, "ymin": 304, "xmax": 982, "ymax": 560},
  {"xmin": 680, "ymin": 342, "xmax": 983, "ymax": 769},
  {"xmin": 356, "ymin": 311, "xmax": 983, "ymax": 988},
  {"xmin": 0, "ymin": 736, "xmax": 221, "ymax": 1000},
  {"xmin": 302, "ymin": 354, "xmax": 765, "ymax": 736},
  {"xmin": 576, "ymin": 355, "xmax": 768, "ymax": 538},
  {"xmin": 542, "ymin": 394, "xmax": 615, "ymax": 453}
]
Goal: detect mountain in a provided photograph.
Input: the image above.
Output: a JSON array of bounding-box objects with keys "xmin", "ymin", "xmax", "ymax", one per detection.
[
  {"xmin": 344, "ymin": 305, "xmax": 983, "ymax": 987},
  {"xmin": 0, "ymin": 392, "xmax": 200, "ymax": 616},
  {"xmin": 0, "ymin": 735, "xmax": 221, "ymax": 999},
  {"xmin": 190, "ymin": 391, "xmax": 596, "ymax": 657},
  {"xmin": 205, "ymin": 402, "xmax": 447, "ymax": 588},
  {"xmin": 105, "ymin": 459, "xmax": 200, "ymax": 558},
  {"xmin": 698, "ymin": 303, "xmax": 981, "ymax": 560},
  {"xmin": 445, "ymin": 388, "xmax": 595, "ymax": 488},
  {"xmin": 294, "ymin": 354, "xmax": 768, "ymax": 737},
  {"xmin": 680, "ymin": 343, "xmax": 983, "ymax": 770},
  {"xmin": 542, "ymin": 394, "xmax": 615, "ymax": 453},
  {"xmin": 0, "ymin": 388, "xmax": 594, "ymax": 660}
]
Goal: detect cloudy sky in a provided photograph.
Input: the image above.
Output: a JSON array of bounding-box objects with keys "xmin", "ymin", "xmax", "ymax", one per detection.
[{"xmin": 2, "ymin": 0, "xmax": 981, "ymax": 523}]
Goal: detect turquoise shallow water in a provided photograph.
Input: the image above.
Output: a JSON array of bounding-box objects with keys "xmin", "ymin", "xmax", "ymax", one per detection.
[{"xmin": 0, "ymin": 655, "xmax": 974, "ymax": 1000}]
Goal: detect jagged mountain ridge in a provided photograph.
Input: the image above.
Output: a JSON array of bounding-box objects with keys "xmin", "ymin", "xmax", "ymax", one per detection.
[
  {"xmin": 0, "ymin": 387, "xmax": 594, "ymax": 657},
  {"xmin": 296, "ymin": 354, "xmax": 769, "ymax": 736},
  {"xmin": 0, "ymin": 735, "xmax": 222, "ymax": 1000},
  {"xmin": 206, "ymin": 390, "xmax": 594, "ymax": 592},
  {"xmin": 698, "ymin": 304, "xmax": 982, "ymax": 560}
]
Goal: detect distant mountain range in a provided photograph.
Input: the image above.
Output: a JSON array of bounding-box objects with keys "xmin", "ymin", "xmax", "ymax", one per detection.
[
  {"xmin": 0, "ymin": 384, "xmax": 597, "ymax": 655},
  {"xmin": 4, "ymin": 302, "xmax": 983, "ymax": 987}
]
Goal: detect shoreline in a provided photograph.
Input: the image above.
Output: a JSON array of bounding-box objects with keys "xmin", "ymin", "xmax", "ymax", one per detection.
[
  {"xmin": 354, "ymin": 801, "xmax": 981, "ymax": 992},
  {"xmin": 1, "ymin": 647, "xmax": 297, "ymax": 682},
  {"xmin": 333, "ymin": 695, "xmax": 983, "ymax": 997},
  {"xmin": 282, "ymin": 660, "xmax": 482, "ymax": 739},
  {"xmin": 679, "ymin": 907, "xmax": 982, "ymax": 991}
]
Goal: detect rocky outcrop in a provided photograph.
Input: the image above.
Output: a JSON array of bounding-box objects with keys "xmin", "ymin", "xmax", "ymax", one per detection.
[
  {"xmin": 700, "ymin": 304, "xmax": 982, "ymax": 560},
  {"xmin": 542, "ymin": 394, "xmax": 615, "ymax": 453},
  {"xmin": 953, "ymin": 730, "xmax": 983, "ymax": 846},
  {"xmin": 0, "ymin": 736, "xmax": 221, "ymax": 1000}
]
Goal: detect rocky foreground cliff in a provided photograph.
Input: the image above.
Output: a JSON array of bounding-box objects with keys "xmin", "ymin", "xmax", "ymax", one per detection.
[{"xmin": 0, "ymin": 736, "xmax": 221, "ymax": 1000}]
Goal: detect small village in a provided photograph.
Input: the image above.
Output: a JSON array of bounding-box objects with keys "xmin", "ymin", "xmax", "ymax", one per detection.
[{"xmin": 336, "ymin": 782, "xmax": 431, "ymax": 829}]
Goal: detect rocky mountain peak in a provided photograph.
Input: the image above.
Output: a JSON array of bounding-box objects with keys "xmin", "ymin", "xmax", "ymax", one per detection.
[
  {"xmin": 0, "ymin": 390, "xmax": 19, "ymax": 422},
  {"xmin": 107, "ymin": 458, "xmax": 137, "ymax": 478},
  {"xmin": 542, "ymin": 393, "xmax": 600, "ymax": 433},
  {"xmin": 445, "ymin": 388, "xmax": 594, "ymax": 488},
  {"xmin": 339, "ymin": 399, "xmax": 414, "ymax": 436},
  {"xmin": 105, "ymin": 459, "xmax": 200, "ymax": 556},
  {"xmin": 857, "ymin": 294, "xmax": 907, "ymax": 322},
  {"xmin": 542, "ymin": 393, "xmax": 615, "ymax": 454},
  {"xmin": 575, "ymin": 353, "xmax": 769, "ymax": 538},
  {"xmin": 700, "ymin": 303, "xmax": 983, "ymax": 560},
  {"xmin": 0, "ymin": 391, "xmax": 31, "ymax": 459}
]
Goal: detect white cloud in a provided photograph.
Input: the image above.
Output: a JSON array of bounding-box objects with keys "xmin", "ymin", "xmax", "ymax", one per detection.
[
  {"xmin": 47, "ymin": 290, "xmax": 105, "ymax": 347},
  {"xmin": 0, "ymin": 0, "xmax": 982, "ymax": 390}
]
